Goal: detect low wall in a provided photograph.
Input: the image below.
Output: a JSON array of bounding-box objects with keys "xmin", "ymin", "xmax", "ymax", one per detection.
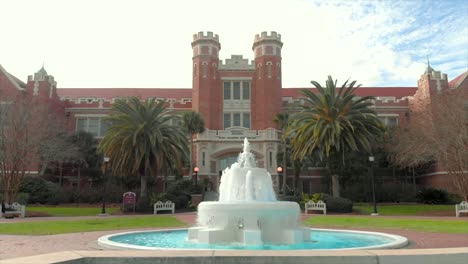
[{"xmin": 1, "ymin": 248, "xmax": 467, "ymax": 264}]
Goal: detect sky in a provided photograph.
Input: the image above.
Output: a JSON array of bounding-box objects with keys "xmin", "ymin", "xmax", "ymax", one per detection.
[{"xmin": 1, "ymin": 0, "xmax": 467, "ymax": 88}]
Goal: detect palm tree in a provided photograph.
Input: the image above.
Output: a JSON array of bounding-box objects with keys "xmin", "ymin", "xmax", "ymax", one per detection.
[
  {"xmin": 182, "ymin": 111, "xmax": 206, "ymax": 176},
  {"xmin": 98, "ymin": 97, "xmax": 188, "ymax": 197},
  {"xmin": 273, "ymin": 112, "xmax": 290, "ymax": 194},
  {"xmin": 287, "ymin": 76, "xmax": 383, "ymax": 197}
]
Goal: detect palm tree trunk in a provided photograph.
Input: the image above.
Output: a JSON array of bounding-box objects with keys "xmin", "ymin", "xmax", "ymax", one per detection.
[
  {"xmin": 141, "ymin": 160, "xmax": 150, "ymax": 197},
  {"xmin": 331, "ymin": 174, "xmax": 340, "ymax": 197},
  {"xmin": 140, "ymin": 174, "xmax": 147, "ymax": 197}
]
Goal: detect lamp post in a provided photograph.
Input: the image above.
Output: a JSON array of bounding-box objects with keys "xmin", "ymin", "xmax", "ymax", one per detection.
[
  {"xmin": 369, "ymin": 156, "xmax": 378, "ymax": 216},
  {"xmin": 101, "ymin": 156, "xmax": 110, "ymax": 215},
  {"xmin": 193, "ymin": 166, "xmax": 199, "ymax": 187},
  {"xmin": 277, "ymin": 166, "xmax": 283, "ymax": 194}
]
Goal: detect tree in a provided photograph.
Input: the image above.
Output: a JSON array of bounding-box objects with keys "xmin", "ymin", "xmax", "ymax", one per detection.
[
  {"xmin": 98, "ymin": 97, "xmax": 188, "ymax": 197},
  {"xmin": 389, "ymin": 88, "xmax": 467, "ymax": 199},
  {"xmin": 38, "ymin": 133, "xmax": 81, "ymax": 186},
  {"xmin": 274, "ymin": 112, "xmax": 290, "ymax": 193},
  {"xmin": 0, "ymin": 94, "xmax": 66, "ymax": 203},
  {"xmin": 181, "ymin": 111, "xmax": 205, "ymax": 176},
  {"xmin": 287, "ymin": 76, "xmax": 383, "ymax": 197}
]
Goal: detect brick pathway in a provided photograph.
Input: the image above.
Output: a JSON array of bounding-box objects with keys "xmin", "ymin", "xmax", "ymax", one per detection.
[{"xmin": 0, "ymin": 213, "xmax": 466, "ymax": 260}]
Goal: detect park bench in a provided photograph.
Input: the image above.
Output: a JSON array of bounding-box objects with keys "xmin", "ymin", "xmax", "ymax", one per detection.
[
  {"xmin": 305, "ymin": 200, "xmax": 327, "ymax": 215},
  {"xmin": 153, "ymin": 200, "xmax": 175, "ymax": 214},
  {"xmin": 455, "ymin": 201, "xmax": 468, "ymax": 217},
  {"xmin": 0, "ymin": 202, "xmax": 26, "ymax": 218}
]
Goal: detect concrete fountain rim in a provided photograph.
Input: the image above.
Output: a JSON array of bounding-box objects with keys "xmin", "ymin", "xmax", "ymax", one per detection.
[{"xmin": 97, "ymin": 227, "xmax": 408, "ymax": 251}]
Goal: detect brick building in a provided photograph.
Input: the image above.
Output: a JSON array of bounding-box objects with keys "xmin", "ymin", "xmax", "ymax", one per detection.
[{"xmin": 1, "ymin": 31, "xmax": 467, "ymax": 194}]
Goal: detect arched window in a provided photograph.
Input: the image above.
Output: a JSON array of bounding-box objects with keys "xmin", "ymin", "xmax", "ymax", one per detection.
[
  {"xmin": 193, "ymin": 63, "xmax": 198, "ymax": 79},
  {"xmin": 266, "ymin": 61, "xmax": 273, "ymax": 78},
  {"xmin": 202, "ymin": 61, "xmax": 208, "ymax": 78},
  {"xmin": 276, "ymin": 62, "xmax": 281, "ymax": 79},
  {"xmin": 257, "ymin": 63, "xmax": 262, "ymax": 79},
  {"xmin": 212, "ymin": 63, "xmax": 217, "ymax": 79}
]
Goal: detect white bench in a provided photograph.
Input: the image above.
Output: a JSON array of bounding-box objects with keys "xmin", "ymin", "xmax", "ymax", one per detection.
[
  {"xmin": 305, "ymin": 200, "xmax": 327, "ymax": 215},
  {"xmin": 455, "ymin": 201, "xmax": 468, "ymax": 217},
  {"xmin": 153, "ymin": 200, "xmax": 175, "ymax": 214},
  {"xmin": 0, "ymin": 202, "xmax": 26, "ymax": 218}
]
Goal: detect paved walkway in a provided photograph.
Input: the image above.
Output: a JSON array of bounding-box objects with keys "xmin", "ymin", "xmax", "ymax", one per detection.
[{"xmin": 0, "ymin": 213, "xmax": 467, "ymax": 260}]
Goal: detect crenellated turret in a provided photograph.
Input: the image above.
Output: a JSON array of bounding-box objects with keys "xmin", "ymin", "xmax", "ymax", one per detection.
[
  {"xmin": 251, "ymin": 31, "xmax": 283, "ymax": 129},
  {"xmin": 191, "ymin": 31, "xmax": 222, "ymax": 129},
  {"xmin": 26, "ymin": 66, "xmax": 58, "ymax": 99}
]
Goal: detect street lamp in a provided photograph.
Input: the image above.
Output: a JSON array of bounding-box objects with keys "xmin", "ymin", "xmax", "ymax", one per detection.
[
  {"xmin": 277, "ymin": 166, "xmax": 283, "ymax": 194},
  {"xmin": 369, "ymin": 156, "xmax": 378, "ymax": 216},
  {"xmin": 193, "ymin": 166, "xmax": 199, "ymax": 187},
  {"xmin": 101, "ymin": 156, "xmax": 110, "ymax": 216}
]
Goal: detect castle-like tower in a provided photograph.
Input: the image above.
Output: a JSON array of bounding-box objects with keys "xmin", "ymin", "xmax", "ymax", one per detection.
[
  {"xmin": 251, "ymin": 32, "xmax": 283, "ymax": 129},
  {"xmin": 191, "ymin": 32, "xmax": 222, "ymax": 129},
  {"xmin": 26, "ymin": 66, "xmax": 58, "ymax": 99}
]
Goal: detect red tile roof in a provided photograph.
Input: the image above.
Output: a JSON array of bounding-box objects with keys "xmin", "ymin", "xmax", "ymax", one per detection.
[
  {"xmin": 57, "ymin": 88, "xmax": 192, "ymax": 99},
  {"xmin": 281, "ymin": 87, "xmax": 417, "ymax": 99},
  {"xmin": 448, "ymin": 71, "xmax": 467, "ymax": 88}
]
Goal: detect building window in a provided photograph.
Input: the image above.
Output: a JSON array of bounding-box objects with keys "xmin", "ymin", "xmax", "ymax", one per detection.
[
  {"xmin": 242, "ymin": 82, "xmax": 250, "ymax": 100},
  {"xmin": 224, "ymin": 113, "xmax": 231, "ymax": 129},
  {"xmin": 202, "ymin": 61, "xmax": 208, "ymax": 78},
  {"xmin": 202, "ymin": 152, "xmax": 206, "ymax": 166},
  {"xmin": 233, "ymin": 113, "xmax": 241, "ymax": 126},
  {"xmin": 224, "ymin": 112, "xmax": 251, "ymax": 129},
  {"xmin": 223, "ymin": 82, "xmax": 231, "ymax": 100},
  {"xmin": 233, "ymin": 82, "xmax": 241, "ymax": 100},
  {"xmin": 378, "ymin": 116, "xmax": 399, "ymax": 127},
  {"xmin": 222, "ymin": 81, "xmax": 250, "ymax": 101},
  {"xmin": 76, "ymin": 116, "xmax": 110, "ymax": 138},
  {"xmin": 266, "ymin": 61, "xmax": 272, "ymax": 78},
  {"xmin": 242, "ymin": 113, "xmax": 250, "ymax": 128}
]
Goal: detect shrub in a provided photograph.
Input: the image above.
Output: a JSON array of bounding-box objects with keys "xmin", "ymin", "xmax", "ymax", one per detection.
[
  {"xmin": 322, "ymin": 194, "xmax": 353, "ymax": 213},
  {"xmin": 135, "ymin": 195, "xmax": 152, "ymax": 213},
  {"xmin": 19, "ymin": 176, "xmax": 52, "ymax": 204},
  {"xmin": 15, "ymin": 193, "xmax": 30, "ymax": 205},
  {"xmin": 416, "ymin": 188, "xmax": 450, "ymax": 204},
  {"xmin": 299, "ymin": 193, "xmax": 311, "ymax": 209}
]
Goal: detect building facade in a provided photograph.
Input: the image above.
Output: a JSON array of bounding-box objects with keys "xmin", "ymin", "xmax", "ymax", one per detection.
[{"xmin": 1, "ymin": 31, "xmax": 467, "ymax": 194}]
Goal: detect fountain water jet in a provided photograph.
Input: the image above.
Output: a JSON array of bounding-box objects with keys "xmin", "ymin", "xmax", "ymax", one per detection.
[{"xmin": 188, "ymin": 138, "xmax": 310, "ymax": 245}]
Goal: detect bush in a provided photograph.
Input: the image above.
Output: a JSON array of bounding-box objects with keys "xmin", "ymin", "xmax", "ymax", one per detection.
[
  {"xmin": 416, "ymin": 188, "xmax": 450, "ymax": 204},
  {"xmin": 15, "ymin": 193, "xmax": 30, "ymax": 205},
  {"xmin": 322, "ymin": 194, "xmax": 353, "ymax": 213},
  {"xmin": 341, "ymin": 183, "xmax": 420, "ymax": 203},
  {"xmin": 135, "ymin": 195, "xmax": 152, "ymax": 213},
  {"xmin": 19, "ymin": 176, "xmax": 52, "ymax": 204}
]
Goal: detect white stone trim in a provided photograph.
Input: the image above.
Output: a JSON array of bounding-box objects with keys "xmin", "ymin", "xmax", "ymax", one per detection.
[
  {"xmin": 221, "ymin": 77, "xmax": 253, "ymax": 80},
  {"xmin": 74, "ymin": 114, "xmax": 109, "ymax": 117}
]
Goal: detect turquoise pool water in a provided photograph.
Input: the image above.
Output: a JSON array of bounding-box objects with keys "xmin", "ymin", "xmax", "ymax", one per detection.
[{"xmin": 107, "ymin": 229, "xmax": 398, "ymax": 250}]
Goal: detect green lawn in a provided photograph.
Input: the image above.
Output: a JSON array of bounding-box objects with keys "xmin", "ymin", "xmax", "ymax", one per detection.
[
  {"xmin": 0, "ymin": 216, "xmax": 186, "ymax": 235},
  {"xmin": 304, "ymin": 216, "xmax": 467, "ymax": 234},
  {"xmin": 354, "ymin": 204, "xmax": 454, "ymax": 216},
  {"xmin": 27, "ymin": 206, "xmax": 121, "ymax": 216}
]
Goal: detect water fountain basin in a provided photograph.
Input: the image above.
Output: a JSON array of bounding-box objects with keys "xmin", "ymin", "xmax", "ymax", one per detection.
[{"xmin": 188, "ymin": 201, "xmax": 309, "ymax": 245}]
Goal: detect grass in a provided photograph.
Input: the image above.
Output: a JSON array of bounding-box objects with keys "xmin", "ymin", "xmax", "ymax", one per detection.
[
  {"xmin": 0, "ymin": 216, "xmax": 187, "ymax": 235},
  {"xmin": 304, "ymin": 216, "xmax": 468, "ymax": 234},
  {"xmin": 354, "ymin": 204, "xmax": 454, "ymax": 216},
  {"xmin": 27, "ymin": 205, "xmax": 121, "ymax": 216}
]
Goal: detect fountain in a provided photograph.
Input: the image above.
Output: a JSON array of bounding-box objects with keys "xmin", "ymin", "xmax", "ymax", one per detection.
[
  {"xmin": 98, "ymin": 138, "xmax": 408, "ymax": 251},
  {"xmin": 187, "ymin": 138, "xmax": 310, "ymax": 245}
]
